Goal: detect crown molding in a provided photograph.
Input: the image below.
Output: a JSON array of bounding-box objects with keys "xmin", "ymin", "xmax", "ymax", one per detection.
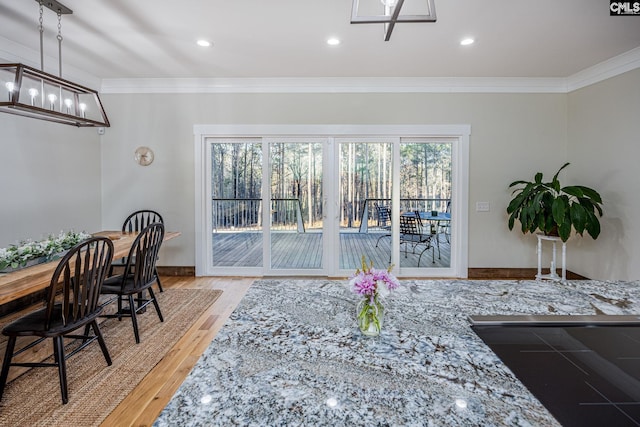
[
  {"xmin": 100, "ymin": 47, "xmax": 640, "ymax": 94},
  {"xmin": 567, "ymin": 46, "xmax": 640, "ymax": 92},
  {"xmin": 100, "ymin": 76, "xmax": 569, "ymax": 94}
]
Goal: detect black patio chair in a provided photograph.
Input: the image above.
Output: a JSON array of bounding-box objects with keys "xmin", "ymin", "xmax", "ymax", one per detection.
[
  {"xmin": 374, "ymin": 203, "xmax": 392, "ymax": 248},
  {"xmin": 399, "ymin": 213, "xmax": 436, "ymax": 265},
  {"xmin": 439, "ymin": 201, "xmax": 451, "ymax": 243},
  {"xmin": 0, "ymin": 237, "xmax": 114, "ymax": 404},
  {"xmin": 415, "ymin": 210, "xmax": 441, "ymax": 261},
  {"xmin": 100, "ymin": 222, "xmax": 164, "ymax": 343}
]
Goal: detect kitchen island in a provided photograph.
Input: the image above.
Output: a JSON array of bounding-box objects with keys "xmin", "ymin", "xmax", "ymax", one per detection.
[{"xmin": 155, "ymin": 279, "xmax": 640, "ymax": 426}]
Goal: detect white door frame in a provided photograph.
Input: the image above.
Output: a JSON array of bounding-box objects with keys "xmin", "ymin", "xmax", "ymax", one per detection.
[{"xmin": 194, "ymin": 124, "xmax": 470, "ymax": 278}]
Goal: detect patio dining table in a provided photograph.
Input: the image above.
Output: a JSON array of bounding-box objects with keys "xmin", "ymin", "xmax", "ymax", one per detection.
[
  {"xmin": 402, "ymin": 210, "xmax": 450, "ymax": 240},
  {"xmin": 0, "ymin": 230, "xmax": 180, "ymax": 307},
  {"xmin": 407, "ymin": 210, "xmax": 451, "ymax": 223}
]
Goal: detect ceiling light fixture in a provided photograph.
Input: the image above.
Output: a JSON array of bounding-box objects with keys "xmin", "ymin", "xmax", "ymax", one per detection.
[
  {"xmin": 351, "ymin": 0, "xmax": 437, "ymax": 41},
  {"xmin": 0, "ymin": 0, "xmax": 109, "ymax": 127},
  {"xmin": 327, "ymin": 38, "xmax": 341, "ymax": 46},
  {"xmin": 460, "ymin": 38, "xmax": 474, "ymax": 46},
  {"xmin": 197, "ymin": 39, "xmax": 211, "ymax": 47}
]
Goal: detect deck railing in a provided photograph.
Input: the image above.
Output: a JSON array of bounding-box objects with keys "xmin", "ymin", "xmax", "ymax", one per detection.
[
  {"xmin": 212, "ymin": 198, "xmax": 305, "ymax": 232},
  {"xmin": 357, "ymin": 198, "xmax": 450, "ymax": 232},
  {"xmin": 213, "ymin": 197, "xmax": 448, "ymax": 234}
]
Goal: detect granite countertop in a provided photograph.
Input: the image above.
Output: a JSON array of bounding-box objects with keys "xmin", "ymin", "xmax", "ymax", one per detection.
[{"xmin": 154, "ymin": 279, "xmax": 640, "ymax": 426}]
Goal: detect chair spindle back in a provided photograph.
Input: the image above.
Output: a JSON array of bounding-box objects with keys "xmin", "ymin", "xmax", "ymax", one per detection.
[
  {"xmin": 122, "ymin": 223, "xmax": 164, "ymax": 292},
  {"xmin": 45, "ymin": 237, "xmax": 114, "ymax": 330},
  {"xmin": 122, "ymin": 210, "xmax": 164, "ymax": 233}
]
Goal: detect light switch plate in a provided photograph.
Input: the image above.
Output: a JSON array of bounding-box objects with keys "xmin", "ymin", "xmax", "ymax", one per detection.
[{"xmin": 476, "ymin": 201, "xmax": 490, "ymax": 212}]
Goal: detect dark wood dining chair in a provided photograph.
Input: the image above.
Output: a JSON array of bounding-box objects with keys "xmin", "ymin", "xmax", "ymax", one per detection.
[
  {"xmin": 100, "ymin": 222, "xmax": 164, "ymax": 343},
  {"xmin": 111, "ymin": 209, "xmax": 164, "ymax": 292},
  {"xmin": 0, "ymin": 236, "xmax": 114, "ymax": 404}
]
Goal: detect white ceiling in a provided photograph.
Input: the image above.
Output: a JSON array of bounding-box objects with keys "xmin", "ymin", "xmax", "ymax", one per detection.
[{"xmin": 0, "ymin": 0, "xmax": 639, "ymax": 85}]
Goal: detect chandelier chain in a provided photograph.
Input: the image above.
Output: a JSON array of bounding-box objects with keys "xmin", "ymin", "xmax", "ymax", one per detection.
[
  {"xmin": 57, "ymin": 11, "xmax": 63, "ymax": 42},
  {"xmin": 38, "ymin": 2, "xmax": 43, "ymax": 29},
  {"xmin": 38, "ymin": 1, "xmax": 44, "ymax": 70},
  {"xmin": 57, "ymin": 10, "xmax": 63, "ymax": 77},
  {"xmin": 0, "ymin": 0, "xmax": 111, "ymax": 126}
]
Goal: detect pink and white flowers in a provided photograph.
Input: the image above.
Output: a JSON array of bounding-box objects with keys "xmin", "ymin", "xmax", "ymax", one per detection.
[
  {"xmin": 350, "ymin": 256, "xmax": 400, "ymax": 302},
  {"xmin": 350, "ymin": 257, "xmax": 400, "ymax": 336}
]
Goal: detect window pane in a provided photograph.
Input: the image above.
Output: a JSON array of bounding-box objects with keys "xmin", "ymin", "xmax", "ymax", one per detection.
[
  {"xmin": 211, "ymin": 140, "xmax": 263, "ymax": 267},
  {"xmin": 339, "ymin": 141, "xmax": 393, "ymax": 270},
  {"xmin": 270, "ymin": 141, "xmax": 323, "ymax": 269},
  {"xmin": 399, "ymin": 141, "xmax": 452, "ymax": 268}
]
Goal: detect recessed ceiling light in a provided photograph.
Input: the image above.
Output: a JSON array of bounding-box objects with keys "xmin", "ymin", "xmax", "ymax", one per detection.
[
  {"xmin": 197, "ymin": 39, "xmax": 211, "ymax": 47},
  {"xmin": 460, "ymin": 38, "xmax": 474, "ymax": 46},
  {"xmin": 327, "ymin": 38, "xmax": 341, "ymax": 46}
]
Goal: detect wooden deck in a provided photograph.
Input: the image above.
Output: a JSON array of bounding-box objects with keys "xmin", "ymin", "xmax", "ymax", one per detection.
[{"xmin": 212, "ymin": 231, "xmax": 451, "ymax": 270}]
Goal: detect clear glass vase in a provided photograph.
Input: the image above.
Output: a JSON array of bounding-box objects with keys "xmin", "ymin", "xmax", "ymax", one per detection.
[{"xmin": 356, "ymin": 296, "xmax": 384, "ymax": 337}]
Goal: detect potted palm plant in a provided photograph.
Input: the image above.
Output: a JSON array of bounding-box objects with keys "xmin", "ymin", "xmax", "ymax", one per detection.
[{"xmin": 507, "ymin": 162, "xmax": 603, "ymax": 242}]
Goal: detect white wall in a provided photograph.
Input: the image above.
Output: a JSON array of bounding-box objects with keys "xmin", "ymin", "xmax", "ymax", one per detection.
[
  {"xmin": 99, "ymin": 92, "xmax": 568, "ymax": 271},
  {"xmin": 567, "ymin": 68, "xmax": 640, "ymax": 280},
  {"xmin": 0, "ymin": 113, "xmax": 102, "ymax": 247}
]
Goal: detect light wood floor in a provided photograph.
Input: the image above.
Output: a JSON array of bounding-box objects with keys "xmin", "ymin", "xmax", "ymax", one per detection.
[
  {"xmin": 100, "ymin": 275, "xmax": 255, "ymax": 426},
  {"xmin": 0, "ymin": 276, "xmax": 254, "ymax": 426}
]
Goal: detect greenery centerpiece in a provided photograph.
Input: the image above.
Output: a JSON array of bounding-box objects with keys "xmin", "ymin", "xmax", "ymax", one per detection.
[
  {"xmin": 0, "ymin": 231, "xmax": 92, "ymax": 272},
  {"xmin": 507, "ymin": 162, "xmax": 603, "ymax": 242},
  {"xmin": 350, "ymin": 256, "xmax": 400, "ymax": 337}
]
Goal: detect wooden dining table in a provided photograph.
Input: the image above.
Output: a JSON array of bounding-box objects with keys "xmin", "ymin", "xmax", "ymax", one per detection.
[{"xmin": 0, "ymin": 230, "xmax": 181, "ymax": 307}]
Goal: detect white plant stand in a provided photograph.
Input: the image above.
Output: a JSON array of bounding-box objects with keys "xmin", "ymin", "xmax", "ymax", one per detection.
[{"xmin": 536, "ymin": 234, "xmax": 566, "ymax": 282}]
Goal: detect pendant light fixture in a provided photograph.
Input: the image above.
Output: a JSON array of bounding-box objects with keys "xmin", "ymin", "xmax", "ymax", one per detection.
[
  {"xmin": 0, "ymin": 0, "xmax": 110, "ymax": 127},
  {"xmin": 351, "ymin": 0, "xmax": 437, "ymax": 41}
]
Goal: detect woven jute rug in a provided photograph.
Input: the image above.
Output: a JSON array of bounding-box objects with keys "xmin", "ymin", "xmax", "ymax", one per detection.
[{"xmin": 0, "ymin": 288, "xmax": 222, "ymax": 426}]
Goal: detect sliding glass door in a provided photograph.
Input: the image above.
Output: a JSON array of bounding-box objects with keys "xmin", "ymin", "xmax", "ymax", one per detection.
[
  {"xmin": 268, "ymin": 139, "xmax": 324, "ymax": 271},
  {"xmin": 398, "ymin": 139, "xmax": 452, "ymax": 269},
  {"xmin": 336, "ymin": 138, "xmax": 453, "ymax": 272},
  {"xmin": 210, "ymin": 139, "xmax": 263, "ymax": 268},
  {"xmin": 337, "ymin": 139, "xmax": 393, "ymax": 271},
  {"xmin": 197, "ymin": 125, "xmax": 468, "ymax": 278}
]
